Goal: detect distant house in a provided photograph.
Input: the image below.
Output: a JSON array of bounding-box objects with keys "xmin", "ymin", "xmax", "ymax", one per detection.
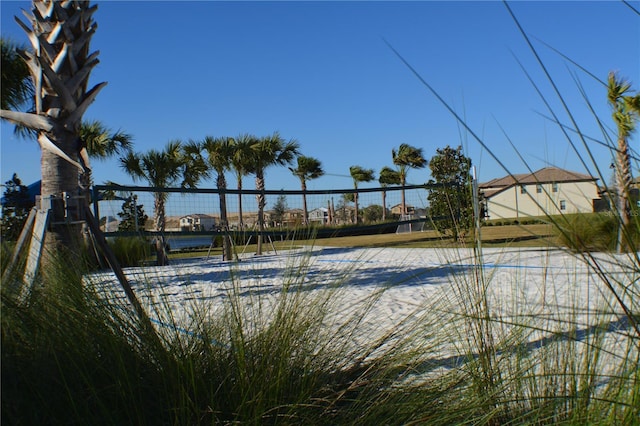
[
  {"xmin": 390, "ymin": 203, "xmax": 415, "ymax": 216},
  {"xmin": 282, "ymin": 209, "xmax": 304, "ymax": 227},
  {"xmin": 389, "ymin": 204, "xmax": 427, "ymax": 218},
  {"xmin": 309, "ymin": 207, "xmax": 329, "ymax": 224},
  {"xmin": 266, "ymin": 208, "xmax": 304, "ymax": 227},
  {"xmin": 179, "ymin": 214, "xmax": 216, "ymax": 231},
  {"xmin": 479, "ymin": 167, "xmax": 600, "ymax": 220},
  {"xmin": 333, "ymin": 205, "xmax": 357, "ymax": 225}
]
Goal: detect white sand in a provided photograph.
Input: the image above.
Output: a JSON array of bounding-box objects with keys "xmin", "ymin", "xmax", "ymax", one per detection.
[
  {"xmin": 87, "ymin": 245, "xmax": 638, "ymax": 377},
  {"xmin": 88, "ymin": 247, "xmax": 640, "ymax": 384}
]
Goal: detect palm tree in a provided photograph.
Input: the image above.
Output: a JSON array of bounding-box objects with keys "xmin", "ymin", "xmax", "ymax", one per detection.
[
  {"xmin": 247, "ymin": 132, "xmax": 299, "ymax": 255},
  {"xmin": 289, "ymin": 155, "xmax": 324, "ymax": 225},
  {"xmin": 202, "ymin": 136, "xmax": 235, "ymax": 261},
  {"xmin": 392, "ymin": 143, "xmax": 427, "ymax": 216},
  {"xmin": 80, "ymin": 120, "xmax": 133, "ymax": 160},
  {"xmin": 0, "ymin": 38, "xmax": 32, "ymax": 111},
  {"xmin": 349, "ymin": 165, "xmax": 375, "ymax": 224},
  {"xmin": 379, "ymin": 166, "xmax": 401, "ymax": 221},
  {"xmin": 608, "ymin": 72, "xmax": 640, "ymax": 252},
  {"xmin": 230, "ymin": 134, "xmax": 255, "ymax": 229},
  {"xmin": 120, "ymin": 141, "xmax": 190, "ymax": 266},
  {"xmin": 1, "ymin": 40, "xmax": 128, "ymax": 167},
  {"xmin": 0, "ymin": 2, "xmax": 104, "ymax": 263},
  {"xmin": 78, "ymin": 120, "xmax": 133, "ymax": 197}
]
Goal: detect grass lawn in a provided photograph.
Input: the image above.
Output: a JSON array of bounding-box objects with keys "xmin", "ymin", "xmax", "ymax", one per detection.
[{"xmin": 168, "ymin": 223, "xmax": 556, "ymax": 259}]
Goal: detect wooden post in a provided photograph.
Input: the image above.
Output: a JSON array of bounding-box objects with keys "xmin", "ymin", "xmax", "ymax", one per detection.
[
  {"xmin": 23, "ymin": 209, "xmax": 50, "ymax": 287},
  {"xmin": 82, "ymin": 203, "xmax": 164, "ymax": 350},
  {"xmin": 1, "ymin": 208, "xmax": 37, "ymax": 293}
]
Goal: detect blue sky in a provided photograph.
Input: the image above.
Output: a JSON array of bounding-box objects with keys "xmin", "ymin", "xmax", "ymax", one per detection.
[{"xmin": 1, "ymin": 1, "xmax": 639, "ymax": 193}]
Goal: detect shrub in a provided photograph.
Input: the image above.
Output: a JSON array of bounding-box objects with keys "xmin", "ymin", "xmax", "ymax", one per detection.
[
  {"xmin": 554, "ymin": 213, "xmax": 620, "ymax": 252},
  {"xmin": 108, "ymin": 236, "xmax": 152, "ymax": 267}
]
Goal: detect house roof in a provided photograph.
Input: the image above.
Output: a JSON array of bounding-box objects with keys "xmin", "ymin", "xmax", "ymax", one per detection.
[{"xmin": 479, "ymin": 167, "xmax": 597, "ymax": 198}]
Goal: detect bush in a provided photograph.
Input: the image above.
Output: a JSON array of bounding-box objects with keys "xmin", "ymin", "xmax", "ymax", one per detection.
[
  {"xmin": 553, "ymin": 213, "xmax": 626, "ymax": 252},
  {"xmin": 108, "ymin": 236, "xmax": 152, "ymax": 267}
]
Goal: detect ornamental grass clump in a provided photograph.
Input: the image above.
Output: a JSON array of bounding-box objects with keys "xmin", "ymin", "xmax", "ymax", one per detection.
[
  {"xmin": 1, "ymin": 244, "xmax": 442, "ymax": 424},
  {"xmin": 2, "ymin": 216, "xmax": 639, "ymax": 424},
  {"xmin": 382, "ymin": 1, "xmax": 640, "ymax": 415}
]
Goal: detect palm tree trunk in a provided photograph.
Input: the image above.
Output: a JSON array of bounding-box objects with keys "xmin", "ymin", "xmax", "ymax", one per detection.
[
  {"xmin": 400, "ymin": 177, "xmax": 407, "ymax": 216},
  {"xmin": 381, "ymin": 189, "xmax": 387, "ymax": 221},
  {"xmin": 7, "ymin": 1, "xmax": 105, "ymax": 272},
  {"xmin": 255, "ymin": 171, "xmax": 266, "ymax": 255},
  {"xmin": 616, "ymin": 136, "xmax": 632, "ymax": 252},
  {"xmin": 40, "ymin": 131, "xmax": 84, "ymax": 269},
  {"xmin": 154, "ymin": 194, "xmax": 168, "ymax": 266},
  {"xmin": 237, "ymin": 177, "xmax": 244, "ymax": 229},
  {"xmin": 301, "ymin": 180, "xmax": 309, "ymax": 226},
  {"xmin": 354, "ymin": 192, "xmax": 359, "ymax": 224},
  {"xmin": 217, "ymin": 173, "xmax": 233, "ymax": 261}
]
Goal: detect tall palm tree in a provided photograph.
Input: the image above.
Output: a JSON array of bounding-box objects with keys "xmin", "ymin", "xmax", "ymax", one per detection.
[
  {"xmin": 289, "ymin": 155, "xmax": 324, "ymax": 225},
  {"xmin": 1, "ymin": 41, "xmax": 129, "ymax": 168},
  {"xmin": 0, "ymin": 2, "xmax": 104, "ymax": 262},
  {"xmin": 0, "ymin": 38, "xmax": 32, "ymax": 111},
  {"xmin": 608, "ymin": 72, "xmax": 640, "ymax": 252},
  {"xmin": 379, "ymin": 166, "xmax": 401, "ymax": 221},
  {"xmin": 121, "ymin": 141, "xmax": 191, "ymax": 266},
  {"xmin": 230, "ymin": 134, "xmax": 255, "ymax": 229},
  {"xmin": 392, "ymin": 143, "xmax": 427, "ymax": 215},
  {"xmin": 202, "ymin": 136, "xmax": 235, "ymax": 261},
  {"xmin": 247, "ymin": 132, "xmax": 299, "ymax": 255},
  {"xmin": 349, "ymin": 165, "xmax": 375, "ymax": 224}
]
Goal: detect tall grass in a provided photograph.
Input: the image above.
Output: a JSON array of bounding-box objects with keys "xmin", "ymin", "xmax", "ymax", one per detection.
[
  {"xmin": 3, "ymin": 232, "xmax": 638, "ymax": 424},
  {"xmin": 1, "ymin": 243, "xmax": 440, "ymax": 424},
  {"xmin": 382, "ymin": 1, "xmax": 639, "ymax": 422}
]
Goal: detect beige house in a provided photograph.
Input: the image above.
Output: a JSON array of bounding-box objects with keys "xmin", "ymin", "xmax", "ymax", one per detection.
[
  {"xmin": 479, "ymin": 167, "xmax": 600, "ymax": 220},
  {"xmin": 390, "ymin": 203, "xmax": 415, "ymax": 216}
]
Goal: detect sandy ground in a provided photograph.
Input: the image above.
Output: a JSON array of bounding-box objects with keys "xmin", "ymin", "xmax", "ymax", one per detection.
[{"xmin": 88, "ymin": 246, "xmax": 637, "ymax": 362}]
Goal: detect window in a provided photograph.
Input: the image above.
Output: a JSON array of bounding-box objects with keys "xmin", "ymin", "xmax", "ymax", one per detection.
[
  {"xmin": 536, "ymin": 184, "xmax": 542, "ymax": 193},
  {"xmin": 552, "ymin": 182, "xmax": 558, "ymax": 193},
  {"xmin": 520, "ymin": 185, "xmax": 526, "ymax": 194},
  {"xmin": 560, "ymin": 200, "xmax": 566, "ymax": 210}
]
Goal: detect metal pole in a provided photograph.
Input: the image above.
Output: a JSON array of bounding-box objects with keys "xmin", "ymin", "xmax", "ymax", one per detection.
[{"xmin": 472, "ymin": 166, "xmax": 483, "ymax": 252}]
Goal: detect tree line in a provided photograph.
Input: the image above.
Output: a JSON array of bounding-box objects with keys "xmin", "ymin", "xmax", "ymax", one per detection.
[
  {"xmin": 2, "ymin": 0, "xmax": 637, "ymax": 266},
  {"xmin": 1, "ymin": 31, "xmax": 481, "ymax": 264}
]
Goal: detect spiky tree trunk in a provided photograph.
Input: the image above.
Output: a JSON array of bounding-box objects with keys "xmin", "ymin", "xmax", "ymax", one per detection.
[
  {"xmin": 608, "ymin": 72, "xmax": 639, "ymax": 253},
  {"xmin": 616, "ymin": 136, "xmax": 633, "ymax": 251},
  {"xmin": 217, "ymin": 172, "xmax": 233, "ymax": 261},
  {"xmin": 0, "ymin": 1, "xmax": 105, "ymax": 268},
  {"xmin": 255, "ymin": 171, "xmax": 266, "ymax": 255}
]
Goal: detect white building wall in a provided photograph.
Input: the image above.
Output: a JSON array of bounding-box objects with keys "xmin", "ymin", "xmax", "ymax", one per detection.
[{"xmin": 179, "ymin": 215, "xmax": 216, "ymax": 231}]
